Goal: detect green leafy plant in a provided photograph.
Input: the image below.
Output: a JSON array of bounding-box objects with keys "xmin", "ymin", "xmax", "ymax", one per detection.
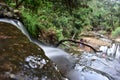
[
  {"xmin": 21, "ymin": 8, "xmax": 39, "ymax": 37},
  {"xmin": 112, "ymin": 27, "xmax": 120, "ymax": 38},
  {"xmin": 5, "ymin": 0, "xmax": 120, "ymax": 44}
]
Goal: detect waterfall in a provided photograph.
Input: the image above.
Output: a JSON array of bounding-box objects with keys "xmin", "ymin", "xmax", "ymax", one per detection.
[
  {"xmin": 1, "ymin": 18, "xmax": 120, "ymax": 80},
  {"xmin": 0, "ymin": 18, "xmax": 76, "ymax": 79}
]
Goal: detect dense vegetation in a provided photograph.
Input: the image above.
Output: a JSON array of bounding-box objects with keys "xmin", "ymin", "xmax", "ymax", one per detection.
[{"xmin": 4, "ymin": 0, "xmax": 120, "ymax": 44}]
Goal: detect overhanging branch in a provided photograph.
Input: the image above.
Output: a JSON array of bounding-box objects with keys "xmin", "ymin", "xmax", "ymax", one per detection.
[{"xmin": 55, "ymin": 39, "xmax": 102, "ymax": 53}]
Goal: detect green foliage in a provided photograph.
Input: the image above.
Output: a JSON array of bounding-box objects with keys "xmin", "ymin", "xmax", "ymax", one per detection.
[
  {"xmin": 23, "ymin": 0, "xmax": 43, "ymax": 12},
  {"xmin": 20, "ymin": 2, "xmax": 65, "ymax": 41},
  {"xmin": 73, "ymin": 8, "xmax": 91, "ymax": 28},
  {"xmin": 48, "ymin": 27, "xmax": 64, "ymax": 41},
  {"xmin": 4, "ymin": 0, "xmax": 120, "ymax": 43},
  {"xmin": 112, "ymin": 27, "xmax": 120, "ymax": 38},
  {"xmin": 4, "ymin": 0, "xmax": 16, "ymax": 7},
  {"xmin": 21, "ymin": 8, "xmax": 39, "ymax": 37},
  {"xmin": 89, "ymin": 0, "xmax": 120, "ymax": 31},
  {"xmin": 56, "ymin": 29, "xmax": 64, "ymax": 40}
]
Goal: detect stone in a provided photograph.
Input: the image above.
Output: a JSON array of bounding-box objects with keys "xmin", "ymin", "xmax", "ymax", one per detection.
[
  {"xmin": 0, "ymin": 3, "xmax": 20, "ymax": 19},
  {"xmin": 0, "ymin": 22, "xmax": 62, "ymax": 80}
]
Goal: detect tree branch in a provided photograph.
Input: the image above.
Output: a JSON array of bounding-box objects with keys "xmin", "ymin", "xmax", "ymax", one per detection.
[{"xmin": 55, "ymin": 39, "xmax": 102, "ymax": 53}]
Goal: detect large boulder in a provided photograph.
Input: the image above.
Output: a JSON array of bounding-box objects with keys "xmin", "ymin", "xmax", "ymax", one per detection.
[{"xmin": 0, "ymin": 22, "xmax": 62, "ymax": 80}]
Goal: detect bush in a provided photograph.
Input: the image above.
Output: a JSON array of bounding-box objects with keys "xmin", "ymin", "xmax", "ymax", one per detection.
[
  {"xmin": 112, "ymin": 27, "xmax": 120, "ymax": 38},
  {"xmin": 21, "ymin": 8, "xmax": 39, "ymax": 37}
]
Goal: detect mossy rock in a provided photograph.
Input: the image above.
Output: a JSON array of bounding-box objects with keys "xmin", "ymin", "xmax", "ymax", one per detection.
[{"xmin": 0, "ymin": 22, "xmax": 62, "ymax": 80}]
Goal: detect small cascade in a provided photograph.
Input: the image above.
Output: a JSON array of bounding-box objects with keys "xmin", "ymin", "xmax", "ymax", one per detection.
[
  {"xmin": 99, "ymin": 43, "xmax": 120, "ymax": 60},
  {"xmin": 115, "ymin": 44, "xmax": 120, "ymax": 60}
]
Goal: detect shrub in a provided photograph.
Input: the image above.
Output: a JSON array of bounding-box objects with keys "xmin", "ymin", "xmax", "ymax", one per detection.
[
  {"xmin": 21, "ymin": 8, "xmax": 39, "ymax": 37},
  {"xmin": 112, "ymin": 27, "xmax": 120, "ymax": 38}
]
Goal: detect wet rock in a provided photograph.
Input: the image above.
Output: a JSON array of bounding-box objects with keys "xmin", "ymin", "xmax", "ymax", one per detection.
[
  {"xmin": 75, "ymin": 52, "xmax": 120, "ymax": 80},
  {"xmin": 3, "ymin": 12, "xmax": 13, "ymax": 17},
  {"xmin": 0, "ymin": 3, "xmax": 20, "ymax": 19},
  {"xmin": 0, "ymin": 22, "xmax": 62, "ymax": 80}
]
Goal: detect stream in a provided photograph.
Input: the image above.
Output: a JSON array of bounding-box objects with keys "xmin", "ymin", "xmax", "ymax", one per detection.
[{"xmin": 0, "ymin": 18, "xmax": 120, "ymax": 80}]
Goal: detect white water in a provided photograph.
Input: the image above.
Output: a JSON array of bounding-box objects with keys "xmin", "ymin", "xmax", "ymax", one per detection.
[
  {"xmin": 1, "ymin": 18, "xmax": 120, "ymax": 80},
  {"xmin": 99, "ymin": 43, "xmax": 120, "ymax": 59}
]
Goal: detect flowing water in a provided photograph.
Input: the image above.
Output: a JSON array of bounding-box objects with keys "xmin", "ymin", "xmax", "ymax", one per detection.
[{"xmin": 0, "ymin": 18, "xmax": 120, "ymax": 80}]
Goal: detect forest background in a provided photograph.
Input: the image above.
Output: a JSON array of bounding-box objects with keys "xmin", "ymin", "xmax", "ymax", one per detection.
[{"xmin": 3, "ymin": 0, "xmax": 120, "ymax": 45}]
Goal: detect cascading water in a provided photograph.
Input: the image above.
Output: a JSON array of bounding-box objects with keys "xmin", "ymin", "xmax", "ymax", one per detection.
[
  {"xmin": 0, "ymin": 18, "xmax": 76, "ymax": 79},
  {"xmin": 100, "ymin": 43, "xmax": 120, "ymax": 60},
  {"xmin": 1, "ymin": 18, "xmax": 120, "ymax": 80}
]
